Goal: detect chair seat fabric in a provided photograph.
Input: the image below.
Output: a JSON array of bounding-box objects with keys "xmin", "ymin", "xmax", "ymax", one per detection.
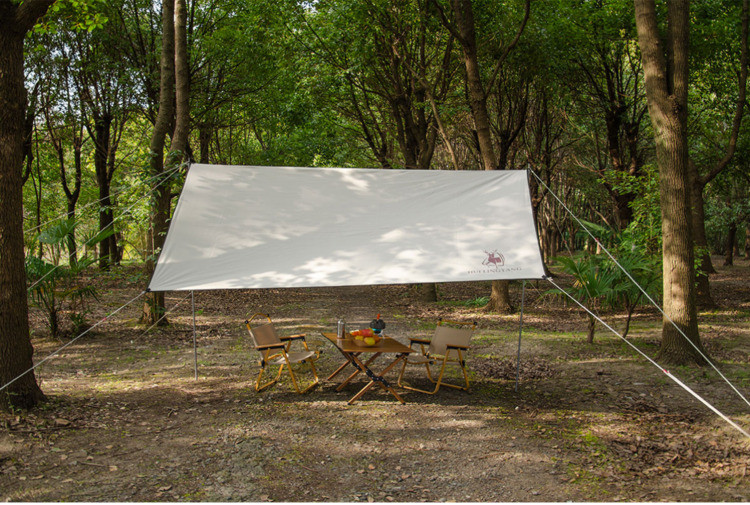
[{"xmin": 270, "ymin": 350, "xmax": 317, "ymax": 365}]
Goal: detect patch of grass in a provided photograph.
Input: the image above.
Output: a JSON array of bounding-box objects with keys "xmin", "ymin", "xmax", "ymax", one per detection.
[
  {"xmin": 279, "ymin": 302, "xmax": 304, "ymax": 311},
  {"xmin": 465, "ymin": 296, "xmax": 490, "ymax": 307},
  {"xmin": 565, "ymin": 464, "xmax": 610, "ymax": 497},
  {"xmin": 473, "ymin": 352, "xmax": 500, "ymax": 359},
  {"xmin": 182, "ymin": 490, "xmax": 207, "ymax": 500},
  {"xmin": 413, "ymin": 320, "xmax": 437, "ymax": 331},
  {"xmin": 579, "ymin": 429, "xmax": 604, "ymax": 448},
  {"xmin": 726, "ymin": 367, "xmax": 750, "ymax": 386},
  {"xmin": 437, "ymin": 296, "xmax": 489, "ymax": 308},
  {"xmin": 519, "ymin": 328, "xmax": 581, "ymax": 340},
  {"xmin": 472, "ymin": 333, "xmax": 500, "ymax": 344}
]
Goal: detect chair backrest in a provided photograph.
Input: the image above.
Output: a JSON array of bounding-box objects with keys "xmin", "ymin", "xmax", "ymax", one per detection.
[
  {"xmin": 428, "ymin": 320, "xmax": 476, "ymax": 356},
  {"xmin": 246, "ymin": 313, "xmax": 281, "ymax": 349}
]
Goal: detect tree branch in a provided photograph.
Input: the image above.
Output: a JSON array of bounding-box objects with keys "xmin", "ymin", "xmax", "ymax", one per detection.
[
  {"xmin": 485, "ymin": 0, "xmax": 531, "ymax": 95},
  {"xmin": 428, "ymin": 0, "xmax": 464, "ymax": 44},
  {"xmin": 14, "ymin": 0, "xmax": 55, "ymax": 32}
]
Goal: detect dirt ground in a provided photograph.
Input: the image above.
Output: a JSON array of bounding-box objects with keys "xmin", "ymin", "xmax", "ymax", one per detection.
[{"xmin": 1, "ymin": 257, "xmax": 750, "ymax": 502}]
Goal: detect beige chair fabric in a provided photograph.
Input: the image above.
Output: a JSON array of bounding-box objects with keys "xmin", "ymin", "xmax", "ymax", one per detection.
[
  {"xmin": 398, "ymin": 319, "xmax": 477, "ymax": 394},
  {"xmin": 428, "ymin": 325, "xmax": 474, "ymax": 356},
  {"xmin": 248, "ymin": 323, "xmax": 280, "ymax": 347},
  {"xmin": 246, "ymin": 313, "xmax": 319, "ymax": 393}
]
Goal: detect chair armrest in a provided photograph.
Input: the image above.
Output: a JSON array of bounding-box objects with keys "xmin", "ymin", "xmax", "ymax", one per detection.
[
  {"xmin": 409, "ymin": 337, "xmax": 431, "ymax": 344},
  {"xmin": 280, "ymin": 334, "xmax": 306, "ymax": 341},
  {"xmin": 446, "ymin": 344, "xmax": 469, "ymax": 351},
  {"xmin": 256, "ymin": 343, "xmax": 286, "ymax": 350}
]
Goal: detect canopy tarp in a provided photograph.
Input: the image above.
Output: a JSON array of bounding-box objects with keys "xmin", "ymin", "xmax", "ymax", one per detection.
[{"xmin": 148, "ymin": 164, "xmax": 545, "ymax": 291}]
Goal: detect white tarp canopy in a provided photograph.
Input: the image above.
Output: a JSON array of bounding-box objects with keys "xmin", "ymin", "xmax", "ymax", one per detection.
[{"xmin": 148, "ymin": 164, "xmax": 545, "ymax": 291}]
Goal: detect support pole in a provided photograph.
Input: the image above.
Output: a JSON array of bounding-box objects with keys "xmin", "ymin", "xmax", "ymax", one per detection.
[
  {"xmin": 515, "ymin": 280, "xmax": 526, "ymax": 392},
  {"xmin": 192, "ymin": 290, "xmax": 198, "ymax": 380}
]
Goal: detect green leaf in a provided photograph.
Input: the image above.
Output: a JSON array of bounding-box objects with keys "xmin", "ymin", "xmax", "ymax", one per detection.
[
  {"xmin": 37, "ymin": 219, "xmax": 76, "ymax": 245},
  {"xmin": 83, "ymin": 227, "xmax": 115, "ymax": 248}
]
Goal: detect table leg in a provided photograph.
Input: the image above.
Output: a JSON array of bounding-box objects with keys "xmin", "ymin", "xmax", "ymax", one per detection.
[
  {"xmin": 347, "ymin": 353, "xmax": 408, "ymax": 405},
  {"xmin": 337, "ymin": 352, "xmax": 380, "ymax": 392},
  {"xmin": 325, "ymin": 341, "xmax": 365, "ymax": 382},
  {"xmin": 326, "ymin": 359, "xmax": 352, "ymax": 381}
]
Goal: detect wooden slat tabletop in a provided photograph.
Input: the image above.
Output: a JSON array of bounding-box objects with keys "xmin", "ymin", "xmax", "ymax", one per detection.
[{"xmin": 321, "ymin": 333, "xmax": 414, "ymax": 354}]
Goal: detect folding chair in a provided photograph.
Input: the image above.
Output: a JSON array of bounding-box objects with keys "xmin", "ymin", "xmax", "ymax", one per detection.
[
  {"xmin": 245, "ymin": 313, "xmax": 319, "ymax": 393},
  {"xmin": 397, "ymin": 319, "xmax": 477, "ymax": 394}
]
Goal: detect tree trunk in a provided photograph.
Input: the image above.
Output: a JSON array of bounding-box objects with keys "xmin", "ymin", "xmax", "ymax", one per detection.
[
  {"xmin": 0, "ymin": 0, "xmax": 52, "ymax": 410},
  {"xmin": 199, "ymin": 124, "xmax": 210, "ymax": 163},
  {"xmin": 622, "ymin": 306, "xmax": 635, "ymax": 339},
  {"xmin": 142, "ymin": 0, "xmax": 176, "ymax": 326},
  {"xmin": 106, "ymin": 122, "xmax": 123, "ymax": 266},
  {"xmin": 688, "ymin": 160, "xmax": 716, "ymax": 307},
  {"xmin": 634, "ymin": 0, "xmax": 707, "ymax": 366},
  {"xmin": 416, "ymin": 283, "xmax": 438, "ymax": 302},
  {"xmin": 733, "ymin": 234, "xmax": 740, "ymax": 257},
  {"xmin": 540, "ymin": 224, "xmax": 553, "ymax": 264},
  {"xmin": 171, "ymin": 0, "xmax": 190, "ymax": 161},
  {"xmin": 587, "ymin": 314, "xmax": 596, "ymax": 344},
  {"xmin": 92, "ymin": 113, "xmax": 114, "ymax": 270},
  {"xmin": 451, "ymin": 0, "xmax": 497, "ymax": 173},
  {"xmin": 47, "ymin": 117, "xmax": 83, "ymax": 267},
  {"xmin": 745, "ymin": 224, "xmax": 750, "ymax": 259},
  {"xmin": 66, "ymin": 203, "xmax": 78, "ymax": 266},
  {"xmin": 613, "ymin": 192, "xmax": 635, "ymax": 230},
  {"xmin": 31, "ymin": 144, "xmax": 43, "ymax": 258},
  {"xmin": 724, "ymin": 222, "xmax": 737, "ymax": 266},
  {"xmin": 488, "ymin": 280, "xmax": 514, "ymax": 313},
  {"xmin": 66, "ymin": 141, "xmax": 82, "ymax": 266}
]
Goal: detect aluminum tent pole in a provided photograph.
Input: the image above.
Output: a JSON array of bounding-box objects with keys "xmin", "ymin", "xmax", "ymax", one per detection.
[
  {"xmin": 192, "ymin": 290, "xmax": 198, "ymax": 380},
  {"xmin": 515, "ymin": 280, "xmax": 526, "ymax": 392}
]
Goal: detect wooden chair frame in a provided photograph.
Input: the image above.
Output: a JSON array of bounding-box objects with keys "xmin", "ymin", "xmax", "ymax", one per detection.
[
  {"xmin": 245, "ymin": 313, "xmax": 319, "ymax": 394},
  {"xmin": 397, "ymin": 319, "xmax": 477, "ymax": 394}
]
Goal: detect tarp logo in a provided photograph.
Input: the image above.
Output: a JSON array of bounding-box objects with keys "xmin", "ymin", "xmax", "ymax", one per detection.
[{"xmin": 482, "ymin": 249, "xmax": 505, "ymax": 270}]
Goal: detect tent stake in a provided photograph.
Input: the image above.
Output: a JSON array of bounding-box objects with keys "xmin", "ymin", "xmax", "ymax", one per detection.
[
  {"xmin": 192, "ymin": 290, "xmax": 198, "ymax": 380},
  {"xmin": 515, "ymin": 280, "xmax": 526, "ymax": 392}
]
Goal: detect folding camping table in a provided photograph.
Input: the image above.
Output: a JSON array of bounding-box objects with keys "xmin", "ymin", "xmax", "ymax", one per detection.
[{"xmin": 321, "ymin": 333, "xmax": 414, "ymax": 404}]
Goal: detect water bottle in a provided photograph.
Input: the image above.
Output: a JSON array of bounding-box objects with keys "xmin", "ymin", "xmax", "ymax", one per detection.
[{"xmin": 337, "ymin": 319, "xmax": 345, "ymax": 340}]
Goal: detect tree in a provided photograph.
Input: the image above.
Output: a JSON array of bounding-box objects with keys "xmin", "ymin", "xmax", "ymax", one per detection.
[
  {"xmin": 170, "ymin": 0, "xmax": 190, "ymax": 165},
  {"xmin": 0, "ymin": 0, "xmax": 54, "ymax": 409},
  {"xmin": 142, "ymin": 0, "xmax": 175, "ymax": 325},
  {"xmin": 37, "ymin": 40, "xmax": 85, "ymax": 266},
  {"xmin": 565, "ymin": 0, "xmax": 649, "ymax": 230},
  {"xmin": 42, "ymin": 98, "xmax": 84, "ymax": 267},
  {"xmin": 432, "ymin": 0, "xmax": 530, "ymax": 312},
  {"xmin": 523, "ymin": 83, "xmax": 573, "ymax": 265},
  {"xmin": 633, "ymin": 0, "xmax": 707, "ymax": 365},
  {"xmin": 71, "ymin": 14, "xmax": 135, "ymax": 269}
]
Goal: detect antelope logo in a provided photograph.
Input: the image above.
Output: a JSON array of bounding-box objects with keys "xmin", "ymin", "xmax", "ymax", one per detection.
[{"xmin": 483, "ymin": 249, "xmax": 505, "ymax": 270}]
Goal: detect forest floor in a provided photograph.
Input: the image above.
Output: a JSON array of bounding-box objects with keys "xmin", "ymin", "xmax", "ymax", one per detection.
[{"xmin": 1, "ymin": 256, "xmax": 750, "ymax": 502}]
